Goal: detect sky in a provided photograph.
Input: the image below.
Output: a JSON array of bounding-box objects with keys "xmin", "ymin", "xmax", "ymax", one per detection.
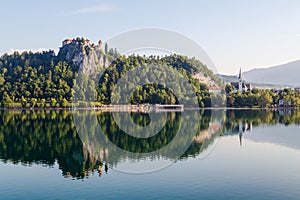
[{"xmin": 1, "ymin": 0, "xmax": 300, "ymax": 75}]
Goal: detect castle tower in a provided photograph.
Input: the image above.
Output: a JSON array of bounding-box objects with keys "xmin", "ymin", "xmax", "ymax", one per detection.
[
  {"xmin": 98, "ymin": 40, "xmax": 103, "ymax": 50},
  {"xmin": 62, "ymin": 39, "xmax": 73, "ymax": 46}
]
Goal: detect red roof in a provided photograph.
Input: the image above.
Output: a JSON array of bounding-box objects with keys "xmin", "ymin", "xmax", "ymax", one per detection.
[
  {"xmin": 64, "ymin": 39, "xmax": 73, "ymax": 42},
  {"xmin": 209, "ymin": 86, "xmax": 222, "ymax": 90}
]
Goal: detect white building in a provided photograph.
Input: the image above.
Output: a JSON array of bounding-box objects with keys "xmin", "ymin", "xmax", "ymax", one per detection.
[
  {"xmin": 230, "ymin": 68, "xmax": 251, "ymax": 92},
  {"xmin": 209, "ymin": 85, "xmax": 223, "ymax": 95}
]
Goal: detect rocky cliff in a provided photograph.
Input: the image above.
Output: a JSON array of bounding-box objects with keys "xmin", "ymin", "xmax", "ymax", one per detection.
[
  {"xmin": 56, "ymin": 38, "xmax": 222, "ymax": 88},
  {"xmin": 57, "ymin": 38, "xmax": 109, "ymax": 74}
]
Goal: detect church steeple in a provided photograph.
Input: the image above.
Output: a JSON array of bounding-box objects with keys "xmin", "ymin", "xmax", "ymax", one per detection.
[
  {"xmin": 238, "ymin": 68, "xmax": 243, "ymax": 92},
  {"xmin": 238, "ymin": 67, "xmax": 242, "ymax": 80},
  {"xmin": 231, "ymin": 67, "xmax": 251, "ymax": 92}
]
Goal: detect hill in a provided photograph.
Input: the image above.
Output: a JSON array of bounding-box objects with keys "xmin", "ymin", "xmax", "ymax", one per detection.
[
  {"xmin": 242, "ymin": 60, "xmax": 300, "ymax": 87},
  {"xmin": 0, "ymin": 38, "xmax": 221, "ymax": 107}
]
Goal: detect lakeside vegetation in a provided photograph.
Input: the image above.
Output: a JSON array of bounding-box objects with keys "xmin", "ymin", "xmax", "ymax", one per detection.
[
  {"xmin": 0, "ymin": 49, "xmax": 299, "ymax": 108},
  {"xmin": 0, "ymin": 50, "xmax": 216, "ymax": 108},
  {"xmin": 225, "ymin": 84, "xmax": 300, "ymax": 108}
]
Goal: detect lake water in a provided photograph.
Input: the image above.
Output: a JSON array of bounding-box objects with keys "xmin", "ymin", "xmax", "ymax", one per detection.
[{"xmin": 0, "ymin": 109, "xmax": 300, "ymax": 199}]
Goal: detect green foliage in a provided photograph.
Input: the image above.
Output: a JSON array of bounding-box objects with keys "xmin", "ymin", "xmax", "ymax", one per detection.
[
  {"xmin": 225, "ymin": 84, "xmax": 235, "ymax": 94},
  {"xmin": 225, "ymin": 84, "xmax": 300, "ymax": 108},
  {"xmin": 0, "ymin": 51, "xmax": 74, "ymax": 107},
  {"xmin": 7, "ymin": 49, "xmax": 298, "ymax": 108},
  {"xmin": 95, "ymin": 55, "xmax": 214, "ymax": 106},
  {"xmin": 0, "ymin": 50, "xmax": 217, "ymax": 107},
  {"xmin": 258, "ymin": 90, "xmax": 273, "ymax": 107},
  {"xmin": 61, "ymin": 98, "xmax": 69, "ymax": 108},
  {"xmin": 51, "ymin": 98, "xmax": 57, "ymax": 107}
]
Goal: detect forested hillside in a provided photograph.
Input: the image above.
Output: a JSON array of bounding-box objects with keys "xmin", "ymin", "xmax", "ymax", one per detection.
[{"xmin": 0, "ymin": 43, "xmax": 222, "ymax": 108}]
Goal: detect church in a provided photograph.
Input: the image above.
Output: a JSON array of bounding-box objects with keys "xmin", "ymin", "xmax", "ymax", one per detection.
[{"xmin": 230, "ymin": 68, "xmax": 251, "ymax": 92}]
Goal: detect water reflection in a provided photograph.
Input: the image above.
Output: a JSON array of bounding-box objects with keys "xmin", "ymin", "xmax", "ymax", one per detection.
[{"xmin": 0, "ymin": 109, "xmax": 299, "ymax": 178}]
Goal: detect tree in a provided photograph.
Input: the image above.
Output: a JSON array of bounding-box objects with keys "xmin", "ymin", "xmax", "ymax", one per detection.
[
  {"xmin": 105, "ymin": 43, "xmax": 108, "ymax": 54},
  {"xmin": 251, "ymin": 87, "xmax": 260, "ymax": 94},
  {"xmin": 227, "ymin": 95, "xmax": 235, "ymax": 107},
  {"xmin": 40, "ymin": 99, "xmax": 46, "ymax": 108},
  {"xmin": 225, "ymin": 84, "xmax": 235, "ymax": 94},
  {"xmin": 31, "ymin": 98, "xmax": 38, "ymax": 108},
  {"xmin": 0, "ymin": 74, "xmax": 5, "ymax": 85},
  {"xmin": 21, "ymin": 96, "xmax": 27, "ymax": 107},
  {"xmin": 61, "ymin": 98, "xmax": 68, "ymax": 108},
  {"xmin": 258, "ymin": 91, "xmax": 273, "ymax": 107},
  {"xmin": 2, "ymin": 93, "xmax": 12, "ymax": 107},
  {"xmin": 51, "ymin": 98, "xmax": 57, "ymax": 107}
]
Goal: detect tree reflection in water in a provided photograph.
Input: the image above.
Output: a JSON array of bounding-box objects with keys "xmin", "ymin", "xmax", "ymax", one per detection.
[{"xmin": 0, "ymin": 109, "xmax": 299, "ymax": 179}]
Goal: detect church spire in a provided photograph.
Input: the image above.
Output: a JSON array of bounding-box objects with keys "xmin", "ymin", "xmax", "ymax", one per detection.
[{"xmin": 238, "ymin": 68, "xmax": 242, "ymax": 80}]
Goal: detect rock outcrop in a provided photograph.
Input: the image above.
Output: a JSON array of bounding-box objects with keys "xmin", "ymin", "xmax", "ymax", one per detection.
[{"xmin": 58, "ymin": 38, "xmax": 109, "ymax": 74}]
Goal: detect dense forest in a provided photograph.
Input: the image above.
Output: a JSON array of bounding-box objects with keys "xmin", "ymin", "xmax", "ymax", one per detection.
[
  {"xmin": 0, "ymin": 48, "xmax": 219, "ymax": 108},
  {"xmin": 1, "ymin": 45, "xmax": 300, "ymax": 108}
]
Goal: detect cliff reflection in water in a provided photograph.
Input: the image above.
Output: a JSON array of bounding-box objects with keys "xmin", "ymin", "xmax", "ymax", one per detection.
[{"xmin": 0, "ymin": 109, "xmax": 300, "ymax": 179}]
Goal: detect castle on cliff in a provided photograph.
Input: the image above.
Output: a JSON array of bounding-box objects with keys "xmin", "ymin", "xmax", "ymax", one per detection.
[{"xmin": 62, "ymin": 38, "xmax": 103, "ymax": 50}]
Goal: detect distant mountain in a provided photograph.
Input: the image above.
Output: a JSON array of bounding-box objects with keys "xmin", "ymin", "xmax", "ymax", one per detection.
[
  {"xmin": 216, "ymin": 74, "xmax": 292, "ymax": 89},
  {"xmin": 242, "ymin": 60, "xmax": 300, "ymax": 87}
]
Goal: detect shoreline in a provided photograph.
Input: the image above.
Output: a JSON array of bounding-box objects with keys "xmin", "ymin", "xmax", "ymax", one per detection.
[{"xmin": 0, "ymin": 106, "xmax": 298, "ymax": 112}]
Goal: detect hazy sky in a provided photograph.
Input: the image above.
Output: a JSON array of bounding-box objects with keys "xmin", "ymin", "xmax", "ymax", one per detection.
[{"xmin": 1, "ymin": 0, "xmax": 300, "ymax": 74}]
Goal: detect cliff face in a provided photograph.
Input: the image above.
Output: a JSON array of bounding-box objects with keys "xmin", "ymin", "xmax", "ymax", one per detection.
[
  {"xmin": 58, "ymin": 39, "xmax": 109, "ymax": 74},
  {"xmin": 193, "ymin": 73, "xmax": 221, "ymax": 87},
  {"xmin": 56, "ymin": 38, "xmax": 222, "ymax": 88}
]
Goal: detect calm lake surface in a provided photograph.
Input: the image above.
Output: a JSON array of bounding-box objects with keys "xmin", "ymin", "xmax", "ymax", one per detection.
[{"xmin": 0, "ymin": 109, "xmax": 300, "ymax": 200}]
